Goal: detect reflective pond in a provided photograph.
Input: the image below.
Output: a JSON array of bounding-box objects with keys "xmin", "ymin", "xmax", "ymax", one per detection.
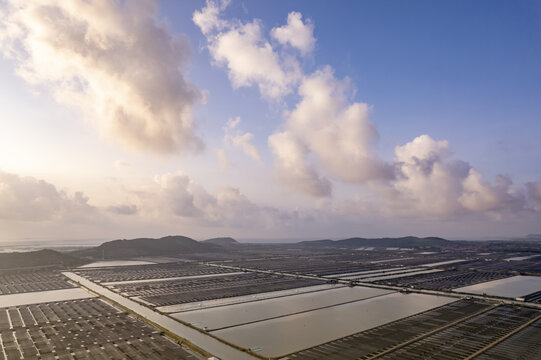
[
  {"xmin": 455, "ymin": 275, "xmax": 541, "ymax": 298},
  {"xmin": 213, "ymin": 292, "xmax": 456, "ymax": 357}
]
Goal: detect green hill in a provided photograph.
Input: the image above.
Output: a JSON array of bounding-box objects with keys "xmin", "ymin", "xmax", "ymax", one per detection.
[
  {"xmin": 298, "ymin": 236, "xmax": 450, "ymax": 249},
  {"xmin": 72, "ymin": 235, "xmax": 221, "ymax": 259},
  {"xmin": 203, "ymin": 237, "xmax": 239, "ymax": 246},
  {"xmin": 0, "ymin": 249, "xmax": 87, "ymax": 269}
]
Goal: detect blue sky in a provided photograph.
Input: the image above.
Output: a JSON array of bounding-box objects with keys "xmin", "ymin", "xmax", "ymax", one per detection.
[
  {"xmin": 0, "ymin": 0, "xmax": 540, "ymax": 242},
  {"xmin": 162, "ymin": 0, "xmax": 541, "ymax": 178}
]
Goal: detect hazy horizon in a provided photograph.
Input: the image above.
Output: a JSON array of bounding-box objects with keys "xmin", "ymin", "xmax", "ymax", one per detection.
[{"xmin": 1, "ymin": 233, "xmax": 538, "ymax": 250}]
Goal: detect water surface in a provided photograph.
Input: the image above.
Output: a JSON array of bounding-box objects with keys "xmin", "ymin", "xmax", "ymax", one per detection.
[
  {"xmin": 455, "ymin": 275, "xmax": 541, "ymax": 298},
  {"xmin": 361, "ymin": 269, "xmax": 443, "ymax": 282},
  {"xmin": 420, "ymin": 259, "xmax": 466, "ymax": 267},
  {"xmin": 78, "ymin": 260, "xmax": 156, "ymax": 268},
  {"xmin": 504, "ymin": 255, "xmax": 541, "ymax": 261},
  {"xmin": 157, "ymin": 284, "xmax": 339, "ymax": 313},
  {"xmin": 0, "ymin": 288, "xmax": 94, "ymax": 307},
  {"xmin": 103, "ymin": 271, "xmax": 244, "ymax": 285},
  {"xmin": 214, "ymin": 292, "xmax": 455, "ymax": 357},
  {"xmin": 174, "ymin": 286, "xmax": 394, "ymax": 330}
]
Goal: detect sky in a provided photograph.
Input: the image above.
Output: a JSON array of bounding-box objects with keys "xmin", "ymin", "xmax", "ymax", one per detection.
[{"xmin": 0, "ymin": 0, "xmax": 540, "ymax": 243}]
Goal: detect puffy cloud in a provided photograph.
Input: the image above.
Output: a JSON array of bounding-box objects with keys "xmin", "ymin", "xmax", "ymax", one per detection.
[
  {"xmin": 138, "ymin": 171, "xmax": 295, "ymax": 228},
  {"xmin": 269, "ymin": 67, "xmax": 392, "ymax": 196},
  {"xmin": 1, "ymin": 0, "xmax": 202, "ymax": 154},
  {"xmin": 271, "ymin": 12, "xmax": 315, "ymax": 55},
  {"xmin": 387, "ymin": 135, "xmax": 525, "ymax": 217},
  {"xmin": 192, "ymin": 2, "xmax": 537, "ymax": 223},
  {"xmin": 223, "ymin": 117, "xmax": 260, "ymax": 161},
  {"xmin": 0, "ymin": 170, "xmax": 95, "ymax": 222},
  {"xmin": 459, "ymin": 170, "xmax": 524, "ymax": 213},
  {"xmin": 194, "ymin": 0, "xmax": 301, "ymax": 99},
  {"xmin": 192, "ymin": 0, "xmax": 229, "ymax": 35},
  {"xmin": 194, "ymin": 4, "xmax": 391, "ymax": 195},
  {"xmin": 289, "ymin": 67, "xmax": 393, "ymax": 183},
  {"xmin": 395, "ymin": 135, "xmax": 451, "ymax": 167},
  {"xmin": 152, "ymin": 172, "xmax": 203, "ymax": 217},
  {"xmin": 269, "ymin": 131, "xmax": 332, "ymax": 197},
  {"xmin": 392, "ymin": 135, "xmax": 469, "ymax": 215}
]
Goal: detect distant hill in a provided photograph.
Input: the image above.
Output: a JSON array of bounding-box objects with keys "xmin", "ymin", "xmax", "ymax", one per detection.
[
  {"xmin": 203, "ymin": 237, "xmax": 239, "ymax": 246},
  {"xmin": 72, "ymin": 235, "xmax": 221, "ymax": 259},
  {"xmin": 297, "ymin": 236, "xmax": 450, "ymax": 249},
  {"xmin": 0, "ymin": 249, "xmax": 87, "ymax": 270}
]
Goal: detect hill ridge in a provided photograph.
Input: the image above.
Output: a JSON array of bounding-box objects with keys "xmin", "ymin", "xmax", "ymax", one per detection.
[
  {"xmin": 71, "ymin": 235, "xmax": 221, "ymax": 259},
  {"xmin": 297, "ymin": 236, "xmax": 449, "ymax": 249}
]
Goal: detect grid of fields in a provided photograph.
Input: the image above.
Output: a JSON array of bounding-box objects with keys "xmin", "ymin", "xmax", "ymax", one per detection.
[
  {"xmin": 2, "ymin": 247, "xmax": 541, "ymax": 360},
  {"xmin": 284, "ymin": 302, "xmax": 541, "ymax": 360},
  {"xmin": 372, "ymin": 269, "xmax": 512, "ymax": 290},
  {"xmin": 111, "ymin": 272, "xmax": 322, "ymax": 307},
  {"xmin": 75, "ymin": 262, "xmax": 236, "ymax": 283},
  {"xmin": 474, "ymin": 318, "xmax": 541, "ymax": 360},
  {"xmin": 214, "ymin": 257, "xmax": 390, "ymax": 276},
  {"xmin": 377, "ymin": 305, "xmax": 541, "ymax": 360},
  {"xmin": 0, "ymin": 271, "xmax": 74, "ymax": 295},
  {"xmin": 0, "ymin": 298, "xmax": 197, "ymax": 360},
  {"xmin": 283, "ymin": 300, "xmax": 490, "ymax": 359}
]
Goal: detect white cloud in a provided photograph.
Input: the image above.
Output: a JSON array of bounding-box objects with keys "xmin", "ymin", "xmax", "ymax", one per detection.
[
  {"xmin": 459, "ymin": 170, "xmax": 523, "ymax": 214},
  {"xmin": 192, "ymin": 0, "xmax": 230, "ymax": 35},
  {"xmin": 269, "ymin": 67, "xmax": 393, "ymax": 196},
  {"xmin": 0, "ymin": 170, "xmax": 95, "ymax": 222},
  {"xmin": 136, "ymin": 171, "xmax": 296, "ymax": 229},
  {"xmin": 386, "ymin": 135, "xmax": 525, "ymax": 217},
  {"xmin": 1, "ymin": 0, "xmax": 202, "ymax": 154},
  {"xmin": 269, "ymin": 131, "xmax": 332, "ymax": 197},
  {"xmin": 216, "ymin": 148, "xmax": 229, "ymax": 172},
  {"xmin": 271, "ymin": 12, "xmax": 315, "ymax": 55},
  {"xmin": 391, "ymin": 135, "xmax": 471, "ymax": 216},
  {"xmin": 193, "ymin": 4, "xmax": 392, "ymax": 196},
  {"xmin": 230, "ymin": 132, "xmax": 260, "ymax": 161},
  {"xmin": 223, "ymin": 117, "xmax": 260, "ymax": 161},
  {"xmin": 192, "ymin": 2, "xmax": 538, "ymax": 225},
  {"xmin": 194, "ymin": 0, "xmax": 301, "ymax": 99}
]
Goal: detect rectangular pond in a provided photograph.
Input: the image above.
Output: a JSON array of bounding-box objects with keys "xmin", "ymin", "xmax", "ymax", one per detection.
[
  {"xmin": 326, "ymin": 267, "xmax": 404, "ymax": 278},
  {"xmin": 78, "ymin": 260, "xmax": 157, "ymax": 268},
  {"xmin": 454, "ymin": 275, "xmax": 541, "ymax": 298},
  {"xmin": 0, "ymin": 288, "xmax": 94, "ymax": 307},
  {"xmin": 173, "ymin": 286, "xmax": 394, "ymax": 331},
  {"xmin": 361, "ymin": 269, "xmax": 443, "ymax": 282},
  {"xmin": 420, "ymin": 259, "xmax": 466, "ymax": 267},
  {"xmin": 343, "ymin": 267, "xmax": 427, "ymax": 280},
  {"xmin": 157, "ymin": 283, "xmax": 339, "ymax": 313},
  {"xmin": 213, "ymin": 292, "xmax": 456, "ymax": 358},
  {"xmin": 504, "ymin": 255, "xmax": 541, "ymax": 261},
  {"xmin": 102, "ymin": 271, "xmax": 244, "ymax": 286}
]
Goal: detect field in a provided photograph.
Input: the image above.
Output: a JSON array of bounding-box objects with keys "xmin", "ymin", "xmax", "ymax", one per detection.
[{"xmin": 1, "ymin": 240, "xmax": 541, "ymax": 359}]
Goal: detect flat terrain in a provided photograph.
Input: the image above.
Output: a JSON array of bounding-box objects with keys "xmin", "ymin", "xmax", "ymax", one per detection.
[
  {"xmin": 0, "ymin": 271, "xmax": 75, "ymax": 295},
  {"xmin": 0, "ymin": 298, "xmax": 198, "ymax": 360},
  {"xmin": 2, "ymin": 237, "xmax": 541, "ymax": 359}
]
